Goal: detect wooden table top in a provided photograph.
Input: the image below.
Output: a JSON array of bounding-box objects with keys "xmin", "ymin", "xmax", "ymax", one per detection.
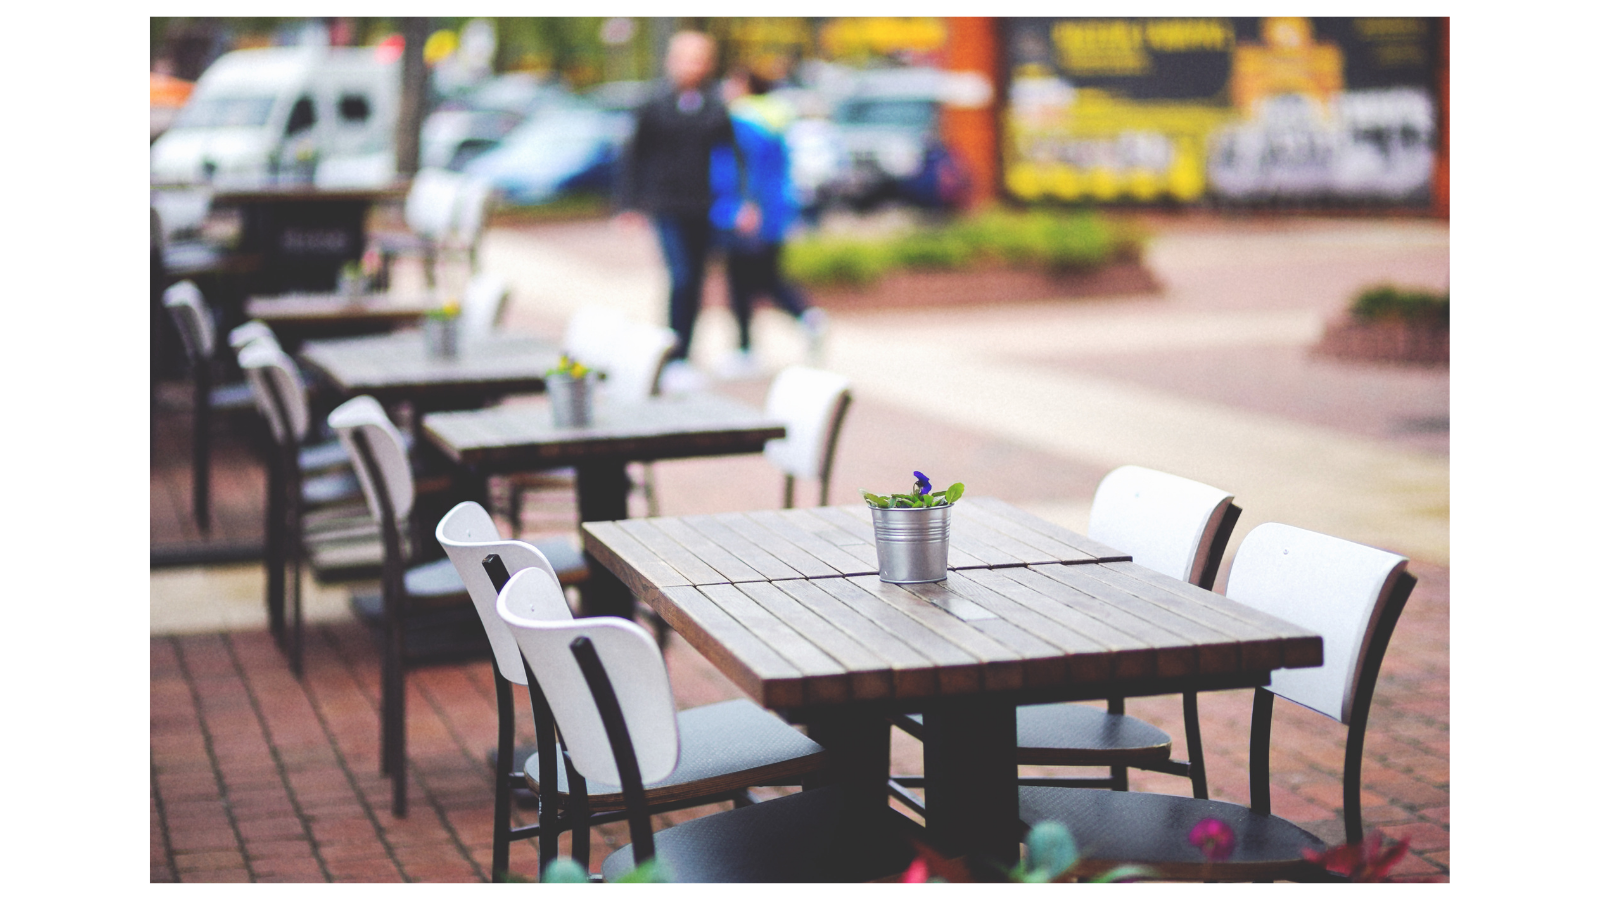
[
  {"xmin": 212, "ymin": 184, "xmax": 407, "ymax": 204},
  {"xmin": 246, "ymin": 291, "xmax": 433, "ymax": 324},
  {"xmin": 423, "ymin": 392, "xmax": 787, "ymax": 470},
  {"xmin": 299, "ymin": 332, "xmax": 560, "ymax": 402},
  {"xmin": 582, "ymin": 498, "xmax": 1324, "ymax": 711}
]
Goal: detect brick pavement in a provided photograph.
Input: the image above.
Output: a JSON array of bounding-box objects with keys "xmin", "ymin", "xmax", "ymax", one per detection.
[{"xmin": 152, "ymin": 213, "xmax": 1448, "ymax": 882}]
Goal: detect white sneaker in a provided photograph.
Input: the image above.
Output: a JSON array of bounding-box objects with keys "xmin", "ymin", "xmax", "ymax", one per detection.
[
  {"xmin": 800, "ymin": 308, "xmax": 829, "ymax": 365},
  {"xmin": 659, "ymin": 360, "xmax": 709, "ymax": 396},
  {"xmin": 715, "ymin": 349, "xmax": 763, "ymax": 381}
]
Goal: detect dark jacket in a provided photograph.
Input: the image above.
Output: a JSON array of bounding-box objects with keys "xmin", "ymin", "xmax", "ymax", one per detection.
[{"xmin": 616, "ymin": 84, "xmax": 738, "ymax": 216}]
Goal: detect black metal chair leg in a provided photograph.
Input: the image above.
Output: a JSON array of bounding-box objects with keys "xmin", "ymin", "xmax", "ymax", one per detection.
[
  {"xmin": 1182, "ymin": 690, "xmax": 1208, "ymax": 799},
  {"xmin": 192, "ymin": 363, "xmax": 212, "ymax": 535},
  {"xmin": 265, "ymin": 448, "xmax": 286, "ymax": 645},
  {"xmin": 492, "ymin": 672, "xmax": 515, "ymax": 881}
]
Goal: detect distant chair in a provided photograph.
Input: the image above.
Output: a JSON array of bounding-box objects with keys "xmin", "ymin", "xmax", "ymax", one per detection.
[
  {"xmin": 493, "ymin": 565, "xmax": 896, "ymax": 882},
  {"xmin": 328, "ymin": 395, "xmax": 482, "ymax": 816},
  {"xmin": 459, "ymin": 271, "xmax": 513, "ymax": 343},
  {"xmin": 161, "ymin": 280, "xmax": 256, "ymax": 535},
  {"xmin": 1015, "ymin": 523, "xmax": 1417, "ymax": 881},
  {"xmin": 371, "ymin": 168, "xmax": 463, "ymax": 289},
  {"xmin": 891, "ymin": 465, "xmax": 1240, "ymax": 803},
  {"xmin": 761, "ymin": 365, "xmax": 852, "ymax": 508}
]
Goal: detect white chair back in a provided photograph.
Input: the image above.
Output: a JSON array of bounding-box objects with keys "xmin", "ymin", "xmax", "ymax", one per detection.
[
  {"xmin": 237, "ymin": 339, "xmax": 310, "ymax": 445},
  {"xmin": 562, "ymin": 306, "xmax": 628, "ymax": 367},
  {"xmin": 1226, "ymin": 523, "xmax": 1410, "ymax": 724},
  {"xmin": 228, "ymin": 320, "xmax": 278, "ymax": 353},
  {"xmin": 162, "ymin": 280, "xmax": 214, "ymax": 363},
  {"xmin": 452, "ymin": 176, "xmax": 494, "ymax": 246},
  {"xmin": 328, "ymin": 396, "xmax": 414, "ymax": 522},
  {"xmin": 459, "ymin": 272, "xmax": 510, "ymax": 342},
  {"xmin": 436, "ymin": 501, "xmax": 571, "ymax": 686},
  {"xmin": 599, "ymin": 322, "xmax": 678, "ymax": 403},
  {"xmin": 1088, "ymin": 465, "xmax": 1235, "ymax": 586},
  {"xmin": 405, "ymin": 168, "xmax": 463, "ymax": 241},
  {"xmin": 496, "ymin": 568, "xmax": 680, "ymax": 786},
  {"xmin": 762, "ymin": 365, "xmax": 851, "ymax": 481}
]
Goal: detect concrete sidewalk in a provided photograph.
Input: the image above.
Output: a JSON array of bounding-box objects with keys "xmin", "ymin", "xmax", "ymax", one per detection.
[{"xmin": 151, "ymin": 212, "xmax": 1448, "ymax": 881}]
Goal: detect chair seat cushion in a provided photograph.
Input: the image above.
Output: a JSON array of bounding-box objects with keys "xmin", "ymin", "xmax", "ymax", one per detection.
[
  {"xmin": 404, "ymin": 556, "xmax": 469, "ymax": 599},
  {"xmin": 1017, "ymin": 786, "xmax": 1326, "ymax": 881},
  {"xmin": 210, "ymin": 381, "xmax": 258, "ymax": 412},
  {"xmin": 526, "ymin": 699, "xmax": 825, "ymax": 811},
  {"xmin": 897, "ymin": 703, "xmax": 1173, "ymax": 767},
  {"xmin": 601, "ymin": 785, "xmax": 917, "ymax": 883},
  {"xmin": 303, "ymin": 470, "xmax": 363, "ymax": 507},
  {"xmin": 298, "ymin": 439, "xmax": 351, "ymax": 473},
  {"xmin": 529, "ymin": 537, "xmax": 588, "ymax": 584}
]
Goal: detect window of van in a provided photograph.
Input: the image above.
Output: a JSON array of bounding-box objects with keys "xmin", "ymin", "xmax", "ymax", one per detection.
[
  {"xmin": 286, "ymin": 96, "xmax": 317, "ymax": 135},
  {"xmin": 338, "ymin": 94, "xmax": 372, "ymax": 124},
  {"xmin": 173, "ymin": 96, "xmax": 276, "ymax": 130}
]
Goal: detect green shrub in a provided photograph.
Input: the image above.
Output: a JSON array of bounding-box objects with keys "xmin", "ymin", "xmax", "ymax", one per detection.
[
  {"xmin": 1350, "ymin": 285, "xmax": 1449, "ymax": 324},
  {"xmin": 783, "ymin": 237, "xmax": 895, "ymax": 287},
  {"xmin": 785, "ymin": 208, "xmax": 1147, "ymax": 288}
]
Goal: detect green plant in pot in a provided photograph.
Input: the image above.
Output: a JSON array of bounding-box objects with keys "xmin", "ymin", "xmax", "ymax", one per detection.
[
  {"xmin": 422, "ymin": 299, "xmax": 461, "ymax": 359},
  {"xmin": 862, "ymin": 472, "xmax": 965, "ymax": 583}
]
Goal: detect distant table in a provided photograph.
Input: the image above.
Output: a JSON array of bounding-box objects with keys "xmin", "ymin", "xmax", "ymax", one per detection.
[
  {"xmin": 299, "ymin": 331, "xmax": 560, "ymax": 410},
  {"xmin": 212, "ymin": 184, "xmax": 405, "ymax": 293},
  {"xmin": 423, "ymin": 393, "xmax": 787, "ymax": 618},
  {"xmin": 246, "ymin": 291, "xmax": 432, "ymax": 346},
  {"xmin": 581, "ymin": 497, "xmax": 1325, "ymax": 865}
]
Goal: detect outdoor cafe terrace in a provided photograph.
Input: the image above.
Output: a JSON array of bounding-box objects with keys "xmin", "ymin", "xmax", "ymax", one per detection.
[{"xmin": 150, "ymin": 211, "xmax": 1449, "ymax": 883}]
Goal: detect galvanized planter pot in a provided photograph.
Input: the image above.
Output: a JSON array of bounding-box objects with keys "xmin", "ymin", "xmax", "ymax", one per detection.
[
  {"xmin": 547, "ymin": 373, "xmax": 595, "ymax": 428},
  {"xmin": 422, "ymin": 316, "xmax": 459, "ymax": 359},
  {"xmin": 871, "ymin": 504, "xmax": 951, "ymax": 583}
]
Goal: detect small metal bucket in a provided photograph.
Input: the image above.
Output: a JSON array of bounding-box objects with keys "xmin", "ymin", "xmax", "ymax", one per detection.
[
  {"xmin": 547, "ymin": 373, "xmax": 595, "ymax": 427},
  {"xmin": 422, "ymin": 317, "xmax": 459, "ymax": 359},
  {"xmin": 871, "ymin": 504, "xmax": 951, "ymax": 583}
]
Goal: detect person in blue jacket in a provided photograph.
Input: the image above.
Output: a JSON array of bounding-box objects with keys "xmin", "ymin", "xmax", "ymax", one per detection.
[{"xmin": 709, "ymin": 67, "xmax": 828, "ymax": 377}]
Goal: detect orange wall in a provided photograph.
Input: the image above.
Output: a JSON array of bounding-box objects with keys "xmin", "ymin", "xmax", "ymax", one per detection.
[{"xmin": 941, "ymin": 17, "xmax": 1002, "ymax": 207}]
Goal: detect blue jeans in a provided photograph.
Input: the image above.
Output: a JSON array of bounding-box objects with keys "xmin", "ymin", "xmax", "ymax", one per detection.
[{"xmin": 653, "ymin": 213, "xmax": 715, "ymax": 362}]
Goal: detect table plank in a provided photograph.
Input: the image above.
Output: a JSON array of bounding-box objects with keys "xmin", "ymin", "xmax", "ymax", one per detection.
[
  {"xmin": 845, "ymin": 576, "xmax": 1028, "ymax": 693},
  {"xmin": 1028, "ymin": 564, "xmax": 1246, "ymax": 675},
  {"xmin": 697, "ymin": 583, "xmax": 853, "ymax": 705},
  {"xmin": 963, "ymin": 497, "xmax": 1132, "ymax": 562},
  {"xmin": 979, "ymin": 567, "xmax": 1169, "ymax": 681},
  {"xmin": 766, "ymin": 509, "xmax": 881, "ymax": 570},
  {"xmin": 647, "ymin": 517, "xmax": 768, "ymax": 584},
  {"xmin": 768, "ymin": 579, "xmax": 941, "ymax": 698},
  {"xmin": 733, "ymin": 581, "xmax": 896, "ymax": 701},
  {"xmin": 658, "ymin": 585, "xmax": 807, "ymax": 709},
  {"xmin": 740, "ymin": 510, "xmax": 879, "ymax": 577},
  {"xmin": 581, "ymin": 520, "xmax": 695, "ymax": 591},
  {"xmin": 678, "ymin": 514, "xmax": 810, "ymax": 581},
  {"xmin": 816, "ymin": 504, "xmax": 989, "ymax": 569},
  {"xmin": 614, "ymin": 520, "xmax": 733, "ymax": 587},
  {"xmin": 955, "ymin": 502, "xmax": 1099, "ymax": 564},
  {"xmin": 807, "ymin": 577, "xmax": 988, "ymax": 697}
]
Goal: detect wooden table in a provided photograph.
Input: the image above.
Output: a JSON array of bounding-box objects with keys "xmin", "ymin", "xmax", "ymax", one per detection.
[
  {"xmin": 581, "ymin": 497, "xmax": 1324, "ymax": 865},
  {"xmin": 299, "ymin": 331, "xmax": 560, "ymax": 409},
  {"xmin": 245, "ymin": 291, "xmax": 432, "ymax": 348},
  {"xmin": 423, "ymin": 393, "xmax": 786, "ymax": 618}
]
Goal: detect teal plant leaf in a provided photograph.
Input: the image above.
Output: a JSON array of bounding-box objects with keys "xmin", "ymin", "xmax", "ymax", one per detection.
[
  {"xmin": 614, "ymin": 859, "xmax": 672, "ymax": 883},
  {"xmin": 540, "ymin": 858, "xmax": 590, "ymax": 883},
  {"xmin": 1016, "ymin": 821, "xmax": 1078, "ymax": 882},
  {"xmin": 860, "ymin": 490, "xmax": 890, "ymax": 508}
]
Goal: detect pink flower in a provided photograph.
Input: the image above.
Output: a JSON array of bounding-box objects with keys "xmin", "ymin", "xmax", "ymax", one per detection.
[
  {"xmin": 1188, "ymin": 818, "xmax": 1235, "ymax": 862},
  {"xmin": 900, "ymin": 857, "xmax": 930, "ymax": 883},
  {"xmin": 1304, "ymin": 832, "xmax": 1411, "ymax": 882}
]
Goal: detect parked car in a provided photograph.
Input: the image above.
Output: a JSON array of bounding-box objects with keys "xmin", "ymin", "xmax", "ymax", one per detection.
[
  {"xmin": 150, "ymin": 45, "xmax": 398, "ymax": 187},
  {"xmin": 421, "ymin": 72, "xmax": 569, "ymax": 171},
  {"xmin": 823, "ymin": 67, "xmax": 968, "ymax": 211},
  {"xmin": 462, "ymin": 98, "xmax": 632, "ymax": 206}
]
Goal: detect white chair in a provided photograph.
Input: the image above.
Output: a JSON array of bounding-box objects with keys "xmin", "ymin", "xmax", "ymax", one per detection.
[
  {"xmin": 561, "ymin": 306, "xmax": 629, "ymax": 367},
  {"xmin": 1016, "ymin": 523, "xmax": 1417, "ymax": 881},
  {"xmin": 372, "ymin": 168, "xmax": 463, "ymax": 288},
  {"xmin": 328, "ymin": 395, "xmax": 478, "ymax": 817},
  {"xmin": 892, "ymin": 465, "xmax": 1240, "ymax": 802},
  {"xmin": 459, "ymin": 271, "xmax": 512, "ymax": 343},
  {"xmin": 494, "ymin": 567, "xmax": 911, "ymax": 883},
  {"xmin": 761, "ymin": 365, "xmax": 852, "ymax": 508},
  {"xmin": 162, "ymin": 280, "xmax": 256, "ymax": 535},
  {"xmin": 438, "ymin": 502, "xmax": 824, "ymax": 880},
  {"xmin": 449, "ymin": 175, "xmax": 495, "ymax": 273}
]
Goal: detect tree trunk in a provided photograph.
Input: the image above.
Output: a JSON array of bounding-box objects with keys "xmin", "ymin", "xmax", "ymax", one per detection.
[{"xmin": 395, "ymin": 17, "xmax": 430, "ymax": 177}]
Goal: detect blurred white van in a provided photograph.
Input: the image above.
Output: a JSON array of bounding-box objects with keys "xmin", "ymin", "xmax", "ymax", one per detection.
[{"xmin": 151, "ymin": 45, "xmax": 399, "ymax": 187}]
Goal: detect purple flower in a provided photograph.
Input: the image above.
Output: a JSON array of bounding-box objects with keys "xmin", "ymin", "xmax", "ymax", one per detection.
[
  {"xmin": 1188, "ymin": 818, "xmax": 1235, "ymax": 862},
  {"xmin": 913, "ymin": 471, "xmax": 932, "ymax": 495}
]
